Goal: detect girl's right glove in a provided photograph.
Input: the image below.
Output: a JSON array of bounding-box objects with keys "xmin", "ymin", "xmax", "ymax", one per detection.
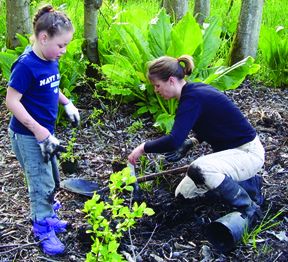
[{"xmin": 38, "ymin": 134, "xmax": 66, "ymax": 163}]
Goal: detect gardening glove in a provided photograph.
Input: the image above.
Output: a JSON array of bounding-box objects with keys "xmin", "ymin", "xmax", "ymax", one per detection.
[
  {"xmin": 165, "ymin": 138, "xmax": 198, "ymax": 162},
  {"xmin": 64, "ymin": 101, "xmax": 80, "ymax": 127},
  {"xmin": 38, "ymin": 134, "xmax": 66, "ymax": 163}
]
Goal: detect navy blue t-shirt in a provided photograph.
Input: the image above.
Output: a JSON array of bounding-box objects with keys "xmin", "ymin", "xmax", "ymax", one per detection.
[
  {"xmin": 145, "ymin": 82, "xmax": 256, "ymax": 153},
  {"xmin": 8, "ymin": 46, "xmax": 60, "ymax": 136}
]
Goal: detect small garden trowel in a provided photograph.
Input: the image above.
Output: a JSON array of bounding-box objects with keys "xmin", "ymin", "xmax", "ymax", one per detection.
[{"xmin": 61, "ymin": 163, "xmax": 141, "ymax": 198}]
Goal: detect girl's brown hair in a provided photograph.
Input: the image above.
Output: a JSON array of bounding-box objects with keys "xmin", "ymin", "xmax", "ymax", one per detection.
[
  {"xmin": 33, "ymin": 5, "xmax": 73, "ymax": 38},
  {"xmin": 147, "ymin": 55, "xmax": 194, "ymax": 82}
]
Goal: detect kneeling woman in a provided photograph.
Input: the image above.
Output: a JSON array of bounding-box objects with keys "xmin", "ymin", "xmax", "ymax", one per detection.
[{"xmin": 128, "ymin": 55, "xmax": 265, "ymax": 225}]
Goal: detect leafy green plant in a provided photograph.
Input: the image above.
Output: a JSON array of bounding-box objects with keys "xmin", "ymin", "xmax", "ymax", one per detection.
[
  {"xmin": 99, "ymin": 8, "xmax": 260, "ymax": 133},
  {"xmin": 125, "ymin": 120, "xmax": 143, "ymax": 134},
  {"xmin": 59, "ymin": 38, "xmax": 87, "ymax": 98},
  {"xmin": 139, "ymin": 155, "xmax": 149, "ymax": 177},
  {"xmin": 56, "ymin": 38, "xmax": 87, "ymax": 126},
  {"xmin": 242, "ymin": 208, "xmax": 284, "ymax": 249},
  {"xmin": 0, "ymin": 33, "xmax": 30, "ymax": 77},
  {"xmin": 89, "ymin": 107, "xmax": 104, "ymax": 127},
  {"xmin": 0, "ymin": 33, "xmax": 29, "ymax": 95},
  {"xmin": 137, "ymin": 155, "xmax": 154, "ymax": 192},
  {"xmin": 83, "ymin": 166, "xmax": 155, "ymax": 261},
  {"xmin": 60, "ymin": 128, "xmax": 79, "ymax": 163},
  {"xmin": 258, "ymin": 25, "xmax": 288, "ymax": 87}
]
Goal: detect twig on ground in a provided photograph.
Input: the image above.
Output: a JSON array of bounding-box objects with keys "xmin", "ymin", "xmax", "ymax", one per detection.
[
  {"xmin": 0, "ymin": 239, "xmax": 43, "ymax": 254},
  {"xmin": 137, "ymin": 224, "xmax": 158, "ymax": 258},
  {"xmin": 139, "ymin": 165, "xmax": 189, "ymax": 182},
  {"xmin": 38, "ymin": 256, "xmax": 63, "ymax": 262}
]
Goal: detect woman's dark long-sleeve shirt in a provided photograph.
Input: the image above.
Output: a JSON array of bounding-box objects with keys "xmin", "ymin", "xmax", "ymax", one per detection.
[{"xmin": 144, "ymin": 82, "xmax": 256, "ymax": 153}]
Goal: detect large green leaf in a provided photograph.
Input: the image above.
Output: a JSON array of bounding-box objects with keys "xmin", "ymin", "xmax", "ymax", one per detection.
[
  {"xmin": 101, "ymin": 64, "xmax": 138, "ymax": 85},
  {"xmin": 258, "ymin": 25, "xmax": 288, "ymax": 86},
  {"xmin": 196, "ymin": 17, "xmax": 222, "ymax": 70},
  {"xmin": 122, "ymin": 23, "xmax": 154, "ymax": 68},
  {"xmin": 167, "ymin": 13, "xmax": 202, "ymax": 57},
  {"xmin": 154, "ymin": 113, "xmax": 175, "ymax": 134},
  {"xmin": 0, "ymin": 52, "xmax": 17, "ymax": 80},
  {"xmin": 111, "ymin": 23, "xmax": 143, "ymax": 72},
  {"xmin": 148, "ymin": 9, "xmax": 172, "ymax": 57},
  {"xmin": 203, "ymin": 56, "xmax": 260, "ymax": 90},
  {"xmin": 103, "ymin": 54, "xmax": 136, "ymax": 73}
]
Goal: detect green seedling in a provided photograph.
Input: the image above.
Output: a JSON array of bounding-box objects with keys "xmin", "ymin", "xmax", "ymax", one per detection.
[
  {"xmin": 242, "ymin": 207, "xmax": 284, "ymax": 249},
  {"xmin": 83, "ymin": 166, "xmax": 155, "ymax": 262}
]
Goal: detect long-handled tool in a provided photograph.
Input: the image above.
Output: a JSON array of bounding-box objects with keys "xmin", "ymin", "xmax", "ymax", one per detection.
[
  {"xmin": 51, "ymin": 155, "xmax": 60, "ymax": 191},
  {"xmin": 60, "ymin": 165, "xmax": 189, "ymax": 197}
]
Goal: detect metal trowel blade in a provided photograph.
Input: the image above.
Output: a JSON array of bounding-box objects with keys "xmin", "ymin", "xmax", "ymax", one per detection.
[{"xmin": 60, "ymin": 178, "xmax": 100, "ymax": 197}]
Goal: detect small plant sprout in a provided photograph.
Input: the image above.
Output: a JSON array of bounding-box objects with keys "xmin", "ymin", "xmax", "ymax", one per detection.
[
  {"xmin": 89, "ymin": 107, "xmax": 104, "ymax": 125},
  {"xmin": 83, "ymin": 166, "xmax": 155, "ymax": 261},
  {"xmin": 242, "ymin": 207, "xmax": 284, "ymax": 249},
  {"xmin": 60, "ymin": 128, "xmax": 79, "ymax": 163},
  {"xmin": 125, "ymin": 120, "xmax": 144, "ymax": 134}
]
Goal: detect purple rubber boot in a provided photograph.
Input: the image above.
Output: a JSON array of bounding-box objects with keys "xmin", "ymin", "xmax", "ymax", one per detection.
[
  {"xmin": 47, "ymin": 215, "xmax": 68, "ymax": 233},
  {"xmin": 53, "ymin": 200, "xmax": 62, "ymax": 212},
  {"xmin": 33, "ymin": 219, "xmax": 65, "ymax": 256},
  {"xmin": 51, "ymin": 200, "xmax": 68, "ymax": 233}
]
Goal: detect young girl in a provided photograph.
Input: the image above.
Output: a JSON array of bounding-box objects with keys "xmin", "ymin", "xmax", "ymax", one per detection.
[
  {"xmin": 6, "ymin": 5, "xmax": 80, "ymax": 256},
  {"xmin": 128, "ymin": 55, "xmax": 264, "ymax": 229}
]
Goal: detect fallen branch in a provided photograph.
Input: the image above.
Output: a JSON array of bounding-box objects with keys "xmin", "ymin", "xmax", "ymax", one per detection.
[{"xmin": 138, "ymin": 165, "xmax": 189, "ymax": 183}]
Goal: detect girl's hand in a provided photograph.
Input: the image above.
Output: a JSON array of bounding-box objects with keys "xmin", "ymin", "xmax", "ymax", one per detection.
[
  {"xmin": 33, "ymin": 125, "xmax": 50, "ymax": 142},
  {"xmin": 128, "ymin": 143, "xmax": 145, "ymax": 165}
]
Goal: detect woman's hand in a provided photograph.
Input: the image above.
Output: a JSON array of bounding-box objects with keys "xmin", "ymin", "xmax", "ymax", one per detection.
[{"xmin": 128, "ymin": 143, "xmax": 145, "ymax": 165}]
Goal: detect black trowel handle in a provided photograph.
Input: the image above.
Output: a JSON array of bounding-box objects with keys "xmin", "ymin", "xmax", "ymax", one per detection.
[{"xmin": 51, "ymin": 155, "xmax": 60, "ymax": 190}]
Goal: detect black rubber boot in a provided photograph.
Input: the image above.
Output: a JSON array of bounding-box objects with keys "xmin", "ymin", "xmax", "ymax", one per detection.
[
  {"xmin": 213, "ymin": 176, "xmax": 261, "ymax": 225},
  {"xmin": 238, "ymin": 175, "xmax": 264, "ymax": 206}
]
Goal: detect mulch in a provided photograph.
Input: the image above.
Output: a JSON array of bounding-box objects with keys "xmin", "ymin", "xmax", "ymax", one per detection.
[{"xmin": 0, "ymin": 81, "xmax": 287, "ymax": 261}]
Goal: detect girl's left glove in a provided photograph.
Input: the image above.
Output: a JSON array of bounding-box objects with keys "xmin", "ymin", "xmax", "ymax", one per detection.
[{"xmin": 64, "ymin": 101, "xmax": 80, "ymax": 127}]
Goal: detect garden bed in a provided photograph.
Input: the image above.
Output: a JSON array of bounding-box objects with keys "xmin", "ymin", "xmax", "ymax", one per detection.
[{"xmin": 0, "ymin": 81, "xmax": 287, "ymax": 261}]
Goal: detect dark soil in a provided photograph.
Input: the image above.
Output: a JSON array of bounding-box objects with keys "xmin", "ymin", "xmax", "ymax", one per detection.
[{"xmin": 0, "ymin": 81, "xmax": 287, "ymax": 261}]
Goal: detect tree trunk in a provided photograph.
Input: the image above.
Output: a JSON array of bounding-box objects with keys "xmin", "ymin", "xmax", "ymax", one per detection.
[
  {"xmin": 162, "ymin": 0, "xmax": 189, "ymax": 21},
  {"xmin": 193, "ymin": 0, "xmax": 210, "ymax": 26},
  {"xmin": 6, "ymin": 0, "xmax": 32, "ymax": 49},
  {"xmin": 229, "ymin": 0, "xmax": 264, "ymax": 65},
  {"xmin": 83, "ymin": 0, "xmax": 102, "ymax": 65},
  {"xmin": 83, "ymin": 0, "xmax": 102, "ymax": 79}
]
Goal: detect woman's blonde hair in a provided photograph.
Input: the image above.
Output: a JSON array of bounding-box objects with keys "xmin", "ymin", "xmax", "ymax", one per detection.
[{"xmin": 147, "ymin": 55, "xmax": 194, "ymax": 82}]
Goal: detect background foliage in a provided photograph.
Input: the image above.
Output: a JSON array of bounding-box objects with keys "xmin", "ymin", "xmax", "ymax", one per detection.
[{"xmin": 0, "ymin": 0, "xmax": 287, "ymax": 125}]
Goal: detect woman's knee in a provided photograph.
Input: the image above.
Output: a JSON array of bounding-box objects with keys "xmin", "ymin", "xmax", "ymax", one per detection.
[
  {"xmin": 187, "ymin": 164, "xmax": 205, "ymax": 186},
  {"xmin": 187, "ymin": 162, "xmax": 225, "ymax": 189}
]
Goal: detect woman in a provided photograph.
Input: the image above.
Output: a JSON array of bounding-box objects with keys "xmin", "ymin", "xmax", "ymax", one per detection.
[{"xmin": 128, "ymin": 55, "xmax": 265, "ymax": 226}]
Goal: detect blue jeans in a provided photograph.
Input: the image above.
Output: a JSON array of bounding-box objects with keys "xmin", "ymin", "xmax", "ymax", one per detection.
[{"xmin": 9, "ymin": 129, "xmax": 55, "ymax": 221}]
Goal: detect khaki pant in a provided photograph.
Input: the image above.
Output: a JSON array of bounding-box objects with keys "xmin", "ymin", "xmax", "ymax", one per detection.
[{"xmin": 175, "ymin": 136, "xmax": 265, "ymax": 199}]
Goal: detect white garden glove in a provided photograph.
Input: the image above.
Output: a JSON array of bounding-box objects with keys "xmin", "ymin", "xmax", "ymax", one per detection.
[
  {"xmin": 38, "ymin": 134, "xmax": 66, "ymax": 163},
  {"xmin": 64, "ymin": 101, "xmax": 80, "ymax": 127}
]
